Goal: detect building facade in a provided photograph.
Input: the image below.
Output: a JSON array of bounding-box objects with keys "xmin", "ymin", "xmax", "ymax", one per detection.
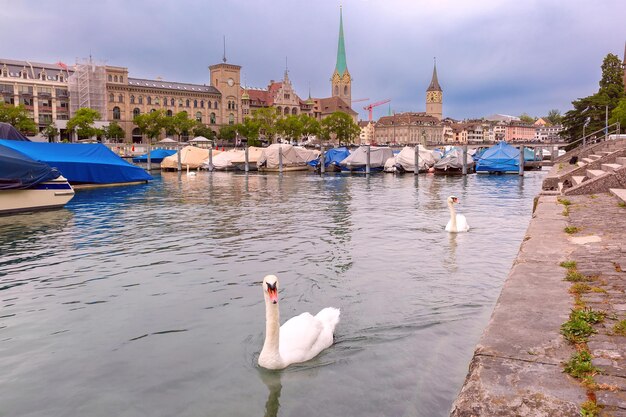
[
  {"xmin": 425, "ymin": 62, "xmax": 443, "ymax": 121},
  {"xmin": 331, "ymin": 6, "xmax": 352, "ymax": 108},
  {"xmin": 505, "ymin": 123, "xmax": 536, "ymax": 142},
  {"xmin": 374, "ymin": 112, "xmax": 443, "ymax": 145},
  {"xmin": 0, "ymin": 59, "xmax": 72, "ymax": 131}
]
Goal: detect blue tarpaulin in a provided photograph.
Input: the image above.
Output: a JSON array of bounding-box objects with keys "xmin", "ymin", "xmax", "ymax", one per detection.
[
  {"xmin": 132, "ymin": 149, "xmax": 177, "ymax": 163},
  {"xmin": 308, "ymin": 147, "xmax": 351, "ymax": 168},
  {"xmin": 475, "ymin": 142, "xmax": 520, "ymax": 173},
  {"xmin": 0, "ymin": 143, "xmax": 60, "ymax": 189},
  {"xmin": 0, "ymin": 140, "xmax": 152, "ymax": 184},
  {"xmin": 0, "ymin": 122, "xmax": 30, "ymax": 141}
]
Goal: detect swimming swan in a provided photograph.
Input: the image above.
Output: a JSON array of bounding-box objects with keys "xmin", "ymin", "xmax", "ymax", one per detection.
[
  {"xmin": 258, "ymin": 275, "xmax": 340, "ymax": 370},
  {"xmin": 186, "ymin": 165, "xmax": 196, "ymax": 176},
  {"xmin": 445, "ymin": 195, "xmax": 469, "ymax": 233}
]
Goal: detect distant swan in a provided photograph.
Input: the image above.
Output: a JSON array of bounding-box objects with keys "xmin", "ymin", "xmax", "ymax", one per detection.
[
  {"xmin": 186, "ymin": 164, "xmax": 196, "ymax": 176},
  {"xmin": 258, "ymin": 275, "xmax": 340, "ymax": 370},
  {"xmin": 445, "ymin": 195, "xmax": 469, "ymax": 233}
]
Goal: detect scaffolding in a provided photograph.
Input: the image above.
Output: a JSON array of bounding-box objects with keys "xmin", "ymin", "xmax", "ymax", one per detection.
[{"xmin": 68, "ymin": 57, "xmax": 106, "ymax": 118}]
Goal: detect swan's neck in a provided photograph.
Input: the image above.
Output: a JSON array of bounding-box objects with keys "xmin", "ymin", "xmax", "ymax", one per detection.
[
  {"xmin": 448, "ymin": 202, "xmax": 457, "ymax": 231},
  {"xmin": 260, "ymin": 299, "xmax": 283, "ymax": 368}
]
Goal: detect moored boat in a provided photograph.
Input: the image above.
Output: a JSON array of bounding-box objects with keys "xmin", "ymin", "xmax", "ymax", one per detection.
[
  {"xmin": 339, "ymin": 146, "xmax": 393, "ymax": 173},
  {"xmin": 433, "ymin": 147, "xmax": 474, "ymax": 174}
]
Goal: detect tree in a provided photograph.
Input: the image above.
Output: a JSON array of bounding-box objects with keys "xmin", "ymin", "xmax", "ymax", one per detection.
[
  {"xmin": 134, "ymin": 109, "xmax": 166, "ymax": 142},
  {"xmin": 276, "ymin": 115, "xmax": 303, "ymax": 142},
  {"xmin": 519, "ymin": 113, "xmax": 536, "ymax": 124},
  {"xmin": 42, "ymin": 123, "xmax": 59, "ymax": 142},
  {"xmin": 251, "ymin": 107, "xmax": 279, "ymax": 143},
  {"xmin": 67, "ymin": 108, "xmax": 101, "ymax": 139},
  {"xmin": 236, "ymin": 118, "xmax": 261, "ymax": 146},
  {"xmin": 561, "ymin": 53, "xmax": 625, "ymax": 143},
  {"xmin": 299, "ymin": 114, "xmax": 320, "ymax": 140},
  {"xmin": 103, "ymin": 121, "xmax": 125, "ymax": 142},
  {"xmin": 0, "ymin": 103, "xmax": 38, "ymax": 134},
  {"xmin": 192, "ymin": 122, "xmax": 216, "ymax": 140},
  {"xmin": 218, "ymin": 125, "xmax": 238, "ymax": 141},
  {"xmin": 609, "ymin": 97, "xmax": 626, "ymax": 129},
  {"xmin": 165, "ymin": 111, "xmax": 196, "ymax": 141},
  {"xmin": 545, "ymin": 109, "xmax": 562, "ymax": 126},
  {"xmin": 320, "ymin": 112, "xmax": 361, "ymax": 144}
]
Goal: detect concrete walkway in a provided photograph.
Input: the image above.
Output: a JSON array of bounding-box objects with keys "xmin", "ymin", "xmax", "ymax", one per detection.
[{"xmin": 450, "ymin": 193, "xmax": 626, "ymax": 416}]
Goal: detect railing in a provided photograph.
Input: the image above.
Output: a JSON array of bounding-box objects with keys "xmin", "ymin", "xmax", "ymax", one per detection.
[{"xmin": 568, "ymin": 122, "xmax": 621, "ymax": 148}]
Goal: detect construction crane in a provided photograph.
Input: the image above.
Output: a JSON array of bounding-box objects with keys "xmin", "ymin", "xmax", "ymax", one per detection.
[{"xmin": 363, "ymin": 99, "xmax": 391, "ymax": 122}]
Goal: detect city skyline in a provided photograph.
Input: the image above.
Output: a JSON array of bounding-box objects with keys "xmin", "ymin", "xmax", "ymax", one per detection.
[{"xmin": 2, "ymin": 0, "xmax": 624, "ymax": 122}]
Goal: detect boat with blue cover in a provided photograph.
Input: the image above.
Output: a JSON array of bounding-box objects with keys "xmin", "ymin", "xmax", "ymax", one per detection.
[
  {"xmin": 475, "ymin": 142, "xmax": 520, "ymax": 174},
  {"xmin": 132, "ymin": 149, "xmax": 176, "ymax": 163},
  {"xmin": 308, "ymin": 147, "xmax": 351, "ymax": 172}
]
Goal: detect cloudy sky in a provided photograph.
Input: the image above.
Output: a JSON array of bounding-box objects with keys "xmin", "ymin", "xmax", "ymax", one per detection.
[{"xmin": 2, "ymin": 0, "xmax": 625, "ymax": 121}]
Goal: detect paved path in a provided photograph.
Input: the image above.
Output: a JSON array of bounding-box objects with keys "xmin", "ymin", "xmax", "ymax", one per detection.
[
  {"xmin": 567, "ymin": 193, "xmax": 626, "ymax": 415},
  {"xmin": 450, "ymin": 193, "xmax": 626, "ymax": 416}
]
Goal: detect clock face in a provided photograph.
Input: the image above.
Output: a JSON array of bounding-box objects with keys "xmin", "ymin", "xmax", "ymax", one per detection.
[
  {"xmin": 428, "ymin": 91, "xmax": 442, "ymax": 103},
  {"xmin": 227, "ymin": 78, "xmax": 234, "ymax": 87}
]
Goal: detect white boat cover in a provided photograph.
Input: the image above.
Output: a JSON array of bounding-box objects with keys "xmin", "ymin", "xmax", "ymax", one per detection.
[
  {"xmin": 161, "ymin": 146, "xmax": 221, "ymax": 169},
  {"xmin": 257, "ymin": 144, "xmax": 312, "ymax": 169},
  {"xmin": 203, "ymin": 147, "xmax": 264, "ymax": 170},
  {"xmin": 340, "ymin": 146, "xmax": 394, "ymax": 168},
  {"xmin": 434, "ymin": 148, "xmax": 474, "ymax": 171},
  {"xmin": 294, "ymin": 147, "xmax": 321, "ymax": 163},
  {"xmin": 392, "ymin": 146, "xmax": 436, "ymax": 172}
]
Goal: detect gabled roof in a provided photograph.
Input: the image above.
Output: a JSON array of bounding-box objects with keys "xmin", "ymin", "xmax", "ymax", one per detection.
[
  {"xmin": 376, "ymin": 112, "xmax": 439, "ymax": 126},
  {"xmin": 314, "ymin": 96, "xmax": 357, "ymax": 115}
]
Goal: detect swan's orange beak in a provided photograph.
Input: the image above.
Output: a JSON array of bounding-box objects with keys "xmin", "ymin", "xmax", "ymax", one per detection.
[{"xmin": 266, "ymin": 283, "xmax": 278, "ymax": 304}]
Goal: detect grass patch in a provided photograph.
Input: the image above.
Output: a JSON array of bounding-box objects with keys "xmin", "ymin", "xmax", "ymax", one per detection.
[
  {"xmin": 561, "ymin": 308, "xmax": 604, "ymax": 343},
  {"xmin": 562, "ymin": 207, "xmax": 569, "ymax": 216},
  {"xmin": 589, "ymin": 194, "xmax": 597, "ymax": 199},
  {"xmin": 564, "ymin": 350, "xmax": 597, "ymax": 379},
  {"xmin": 560, "ymin": 260, "xmax": 577, "ymax": 269},
  {"xmin": 590, "ymin": 286, "xmax": 607, "ymax": 293},
  {"xmin": 558, "ymin": 197, "xmax": 572, "ymax": 206},
  {"xmin": 618, "ymin": 201, "xmax": 626, "ymax": 208},
  {"xmin": 564, "ymin": 226, "xmax": 580, "ymax": 234},
  {"xmin": 580, "ymin": 399, "xmax": 602, "ymax": 417},
  {"xmin": 570, "ymin": 282, "xmax": 592, "ymax": 295},
  {"xmin": 614, "ymin": 320, "xmax": 626, "ymax": 336},
  {"xmin": 565, "ymin": 270, "xmax": 588, "ymax": 282}
]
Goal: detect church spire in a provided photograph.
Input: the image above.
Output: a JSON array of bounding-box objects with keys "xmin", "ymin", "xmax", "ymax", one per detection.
[
  {"xmin": 427, "ymin": 58, "xmax": 442, "ymax": 92},
  {"xmin": 334, "ymin": 6, "xmax": 348, "ymax": 76}
]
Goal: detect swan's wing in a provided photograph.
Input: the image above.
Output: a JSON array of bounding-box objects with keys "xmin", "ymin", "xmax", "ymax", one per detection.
[
  {"xmin": 279, "ymin": 312, "xmax": 323, "ymax": 365},
  {"xmin": 457, "ymin": 214, "xmax": 470, "ymax": 232}
]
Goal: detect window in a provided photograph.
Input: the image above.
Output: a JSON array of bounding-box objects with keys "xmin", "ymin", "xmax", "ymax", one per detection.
[
  {"xmin": 186, "ymin": 99, "xmax": 190, "ymax": 107},
  {"xmin": 207, "ymin": 101, "xmax": 211, "ymax": 109},
  {"xmin": 150, "ymin": 109, "xmax": 156, "ymax": 113},
  {"xmin": 194, "ymin": 99, "xmax": 198, "ymax": 108},
  {"xmin": 344, "ymin": 86, "xmax": 348, "ymax": 95},
  {"xmin": 163, "ymin": 97, "xmax": 167, "ymax": 106},
  {"xmin": 284, "ymin": 94, "xmax": 290, "ymax": 99},
  {"xmin": 210, "ymin": 112, "xmax": 216, "ymax": 124},
  {"xmin": 114, "ymin": 75, "xmax": 118, "ymax": 82},
  {"xmin": 59, "ymin": 74, "xmax": 64, "ymax": 82},
  {"xmin": 284, "ymin": 108, "xmax": 289, "ymax": 116},
  {"xmin": 109, "ymin": 93, "xmax": 115, "ymax": 103},
  {"xmin": 147, "ymin": 96, "xmax": 152, "ymax": 105},
  {"xmin": 108, "ymin": 75, "xmax": 112, "ymax": 82},
  {"xmin": 130, "ymin": 95, "xmax": 135, "ymax": 104},
  {"xmin": 229, "ymin": 113, "xmax": 234, "ymax": 125},
  {"xmin": 200, "ymin": 100, "xmax": 204, "ymax": 108},
  {"xmin": 167, "ymin": 110, "xmax": 173, "ymax": 117},
  {"xmin": 118, "ymin": 94, "xmax": 123, "ymax": 103},
  {"xmin": 119, "ymin": 76, "xmax": 123, "ymax": 83},
  {"xmin": 292, "ymin": 108, "xmax": 297, "ymax": 115},
  {"xmin": 214, "ymin": 101, "xmax": 218, "ymax": 109},
  {"xmin": 133, "ymin": 108, "xmax": 141, "ymax": 118},
  {"xmin": 138, "ymin": 96, "xmax": 143, "ymax": 104},
  {"xmin": 171, "ymin": 98, "xmax": 175, "ymax": 106},
  {"xmin": 113, "ymin": 106, "xmax": 121, "ymax": 120},
  {"xmin": 178, "ymin": 99, "xmax": 183, "ymax": 106},
  {"xmin": 195, "ymin": 111, "xmax": 202, "ymax": 122}
]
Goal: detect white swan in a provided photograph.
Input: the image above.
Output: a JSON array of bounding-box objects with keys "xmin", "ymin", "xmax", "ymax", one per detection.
[
  {"xmin": 445, "ymin": 195, "xmax": 470, "ymax": 233},
  {"xmin": 186, "ymin": 164, "xmax": 196, "ymax": 176},
  {"xmin": 258, "ymin": 274, "xmax": 340, "ymax": 370}
]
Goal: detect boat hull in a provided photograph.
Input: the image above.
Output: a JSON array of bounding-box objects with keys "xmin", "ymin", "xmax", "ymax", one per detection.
[{"xmin": 0, "ymin": 177, "xmax": 75, "ymax": 215}]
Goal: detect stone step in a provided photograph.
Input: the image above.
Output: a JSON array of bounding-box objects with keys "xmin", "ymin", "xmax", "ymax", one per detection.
[
  {"xmin": 616, "ymin": 157, "xmax": 626, "ymax": 165},
  {"xmin": 572, "ymin": 176, "xmax": 586, "ymax": 186},
  {"xmin": 598, "ymin": 151, "xmax": 614, "ymax": 156},
  {"xmin": 581, "ymin": 157, "xmax": 595, "ymax": 164},
  {"xmin": 588, "ymin": 154, "xmax": 602, "ymax": 160},
  {"xmin": 609, "ymin": 188, "xmax": 626, "ymax": 203},
  {"xmin": 601, "ymin": 163, "xmax": 622, "ymax": 172},
  {"xmin": 586, "ymin": 169, "xmax": 606, "ymax": 178},
  {"xmin": 577, "ymin": 161, "xmax": 587, "ymax": 167}
]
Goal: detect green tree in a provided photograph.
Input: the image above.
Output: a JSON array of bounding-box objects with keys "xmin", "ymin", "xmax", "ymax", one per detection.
[
  {"xmin": 299, "ymin": 114, "xmax": 320, "ymax": 140},
  {"xmin": 320, "ymin": 112, "xmax": 360, "ymax": 145},
  {"xmin": 609, "ymin": 97, "xmax": 626, "ymax": 128},
  {"xmin": 546, "ymin": 109, "xmax": 562, "ymax": 125},
  {"xmin": 67, "ymin": 108, "xmax": 101, "ymax": 139},
  {"xmin": 562, "ymin": 53, "xmax": 625, "ymax": 143},
  {"xmin": 236, "ymin": 118, "xmax": 262, "ymax": 146},
  {"xmin": 134, "ymin": 109, "xmax": 166, "ymax": 142},
  {"xmin": 519, "ymin": 113, "xmax": 536, "ymax": 124},
  {"xmin": 42, "ymin": 123, "xmax": 59, "ymax": 142},
  {"xmin": 0, "ymin": 103, "xmax": 38, "ymax": 134},
  {"xmin": 218, "ymin": 125, "xmax": 238, "ymax": 141},
  {"xmin": 276, "ymin": 115, "xmax": 303, "ymax": 142},
  {"xmin": 165, "ymin": 111, "xmax": 196, "ymax": 141},
  {"xmin": 103, "ymin": 121, "xmax": 125, "ymax": 142},
  {"xmin": 192, "ymin": 122, "xmax": 216, "ymax": 140},
  {"xmin": 251, "ymin": 107, "xmax": 279, "ymax": 143}
]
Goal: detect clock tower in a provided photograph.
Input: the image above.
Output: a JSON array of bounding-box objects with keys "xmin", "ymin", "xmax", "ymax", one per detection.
[
  {"xmin": 425, "ymin": 60, "xmax": 443, "ymax": 121},
  {"xmin": 209, "ymin": 62, "xmax": 242, "ymax": 126},
  {"xmin": 331, "ymin": 6, "xmax": 352, "ymax": 107}
]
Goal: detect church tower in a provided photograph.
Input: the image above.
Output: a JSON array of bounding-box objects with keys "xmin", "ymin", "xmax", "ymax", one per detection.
[
  {"xmin": 331, "ymin": 6, "xmax": 352, "ymax": 107},
  {"xmin": 425, "ymin": 60, "xmax": 443, "ymax": 120}
]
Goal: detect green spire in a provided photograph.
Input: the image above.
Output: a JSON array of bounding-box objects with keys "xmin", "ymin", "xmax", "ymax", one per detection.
[{"xmin": 334, "ymin": 6, "xmax": 348, "ymax": 76}]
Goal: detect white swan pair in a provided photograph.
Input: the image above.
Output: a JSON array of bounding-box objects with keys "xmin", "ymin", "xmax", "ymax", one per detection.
[
  {"xmin": 445, "ymin": 195, "xmax": 470, "ymax": 233},
  {"xmin": 258, "ymin": 275, "xmax": 340, "ymax": 370}
]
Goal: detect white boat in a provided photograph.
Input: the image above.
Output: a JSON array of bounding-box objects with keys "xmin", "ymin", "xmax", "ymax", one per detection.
[
  {"xmin": 0, "ymin": 175, "xmax": 74, "ymax": 215},
  {"xmin": 258, "ymin": 144, "xmax": 319, "ymax": 172}
]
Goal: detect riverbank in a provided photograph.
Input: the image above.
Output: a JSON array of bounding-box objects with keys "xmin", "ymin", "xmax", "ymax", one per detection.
[{"xmin": 450, "ymin": 192, "xmax": 626, "ymax": 416}]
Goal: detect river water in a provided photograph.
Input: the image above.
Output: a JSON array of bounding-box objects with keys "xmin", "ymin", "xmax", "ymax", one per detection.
[{"xmin": 0, "ymin": 170, "xmax": 545, "ymax": 417}]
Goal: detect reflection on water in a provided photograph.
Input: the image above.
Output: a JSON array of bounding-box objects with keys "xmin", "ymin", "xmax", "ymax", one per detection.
[{"xmin": 0, "ymin": 170, "xmax": 545, "ymax": 417}]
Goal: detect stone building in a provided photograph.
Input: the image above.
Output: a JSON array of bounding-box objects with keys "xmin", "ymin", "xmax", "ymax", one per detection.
[
  {"xmin": 331, "ymin": 6, "xmax": 351, "ymax": 109},
  {"xmin": 242, "ymin": 69, "xmax": 313, "ymax": 119},
  {"xmin": 0, "ymin": 58, "xmax": 72, "ymax": 132},
  {"xmin": 425, "ymin": 61, "xmax": 443, "ymax": 120},
  {"xmin": 373, "ymin": 112, "xmax": 443, "ymax": 145},
  {"xmin": 358, "ymin": 120, "xmax": 375, "ymax": 145},
  {"xmin": 505, "ymin": 123, "xmax": 536, "ymax": 142}
]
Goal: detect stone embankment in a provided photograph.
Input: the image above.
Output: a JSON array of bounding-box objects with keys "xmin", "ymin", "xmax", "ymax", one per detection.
[{"xmin": 451, "ymin": 139, "xmax": 626, "ymax": 416}]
